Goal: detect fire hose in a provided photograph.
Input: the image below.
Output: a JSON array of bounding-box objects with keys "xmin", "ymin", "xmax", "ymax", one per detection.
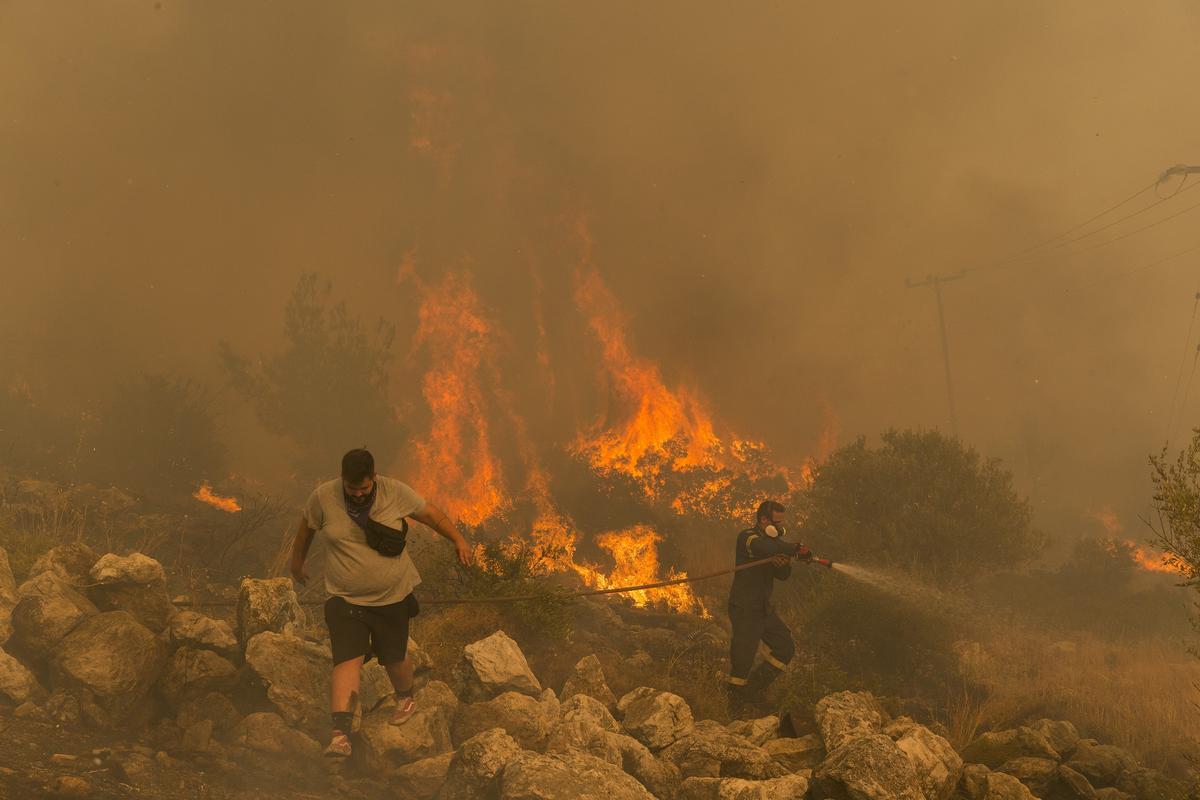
[{"xmin": 172, "ymin": 547, "xmax": 834, "ymax": 607}]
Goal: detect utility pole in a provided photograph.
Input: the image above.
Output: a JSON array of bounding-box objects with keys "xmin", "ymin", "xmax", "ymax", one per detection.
[{"xmin": 906, "ymin": 271, "xmax": 967, "ymax": 437}]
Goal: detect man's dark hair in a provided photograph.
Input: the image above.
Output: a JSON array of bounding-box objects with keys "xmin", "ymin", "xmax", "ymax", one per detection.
[
  {"xmin": 341, "ymin": 448, "xmax": 375, "ymax": 482},
  {"xmin": 756, "ymin": 499, "xmax": 785, "ymax": 522}
]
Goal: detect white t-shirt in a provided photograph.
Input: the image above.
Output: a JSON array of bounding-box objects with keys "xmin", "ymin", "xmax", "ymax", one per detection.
[{"xmin": 304, "ymin": 475, "xmax": 425, "ymax": 606}]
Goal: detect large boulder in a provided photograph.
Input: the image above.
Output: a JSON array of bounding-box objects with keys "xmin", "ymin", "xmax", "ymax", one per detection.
[
  {"xmin": 394, "ymin": 752, "xmax": 455, "ymax": 800},
  {"xmin": 961, "ymin": 727, "xmax": 1059, "ymax": 769},
  {"xmin": 499, "ymin": 748, "xmax": 655, "ymax": 800},
  {"xmin": 236, "ymin": 578, "xmax": 303, "ymax": 644},
  {"xmin": 1029, "ymin": 719, "xmax": 1081, "ymax": 758},
  {"xmin": 613, "ymin": 736, "xmax": 683, "ymax": 800},
  {"xmin": 617, "ymin": 687, "xmax": 695, "ymax": 751},
  {"xmin": 176, "ymin": 691, "xmax": 240, "ymax": 735},
  {"xmin": 28, "ymin": 542, "xmax": 98, "ymax": 588},
  {"xmin": 229, "ymin": 711, "xmax": 322, "ymax": 759},
  {"xmin": 90, "ymin": 552, "xmax": 165, "ymax": 585},
  {"xmin": 659, "ymin": 720, "xmax": 787, "ymax": 781},
  {"xmin": 959, "ymin": 764, "xmax": 1038, "ymax": 800},
  {"xmin": 90, "ymin": 583, "xmax": 176, "ymax": 633},
  {"xmin": 814, "ymin": 691, "xmax": 885, "ymax": 752},
  {"xmin": 560, "ymin": 692, "xmax": 620, "ymax": 732},
  {"xmin": 560, "ymin": 653, "xmax": 617, "ymax": 711},
  {"xmin": 243, "ymin": 631, "xmax": 330, "ymax": 735},
  {"xmin": 167, "ymin": 610, "xmax": 238, "ymax": 659},
  {"xmin": 764, "ymin": 735, "xmax": 823, "ymax": 771},
  {"xmin": 10, "ymin": 571, "xmax": 98, "ymax": 658},
  {"xmin": 0, "ymin": 649, "xmax": 42, "ymax": 704},
  {"xmin": 157, "ymin": 646, "xmax": 238, "ymax": 708},
  {"xmin": 48, "ymin": 610, "xmax": 165, "ymax": 725},
  {"xmin": 726, "ymin": 716, "xmax": 779, "ymax": 747},
  {"xmin": 457, "ymin": 630, "xmax": 542, "ymax": 701},
  {"xmin": 357, "ymin": 681, "xmax": 457, "ymax": 772},
  {"xmin": 810, "ymin": 733, "xmax": 924, "ymax": 800},
  {"xmin": 453, "ymin": 688, "xmax": 560, "ymax": 751},
  {"xmin": 885, "ymin": 719, "xmax": 963, "ymax": 800},
  {"xmin": 1064, "ymin": 741, "xmax": 1138, "ymax": 789},
  {"xmin": 678, "ymin": 774, "xmax": 811, "ymax": 800},
  {"xmin": 1115, "ymin": 766, "xmax": 1191, "ymax": 800},
  {"xmin": 437, "ymin": 728, "xmax": 523, "ymax": 800}
]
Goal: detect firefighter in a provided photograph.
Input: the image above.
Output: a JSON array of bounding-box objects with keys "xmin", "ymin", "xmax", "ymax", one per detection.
[{"xmin": 726, "ymin": 499, "xmax": 807, "ymax": 711}]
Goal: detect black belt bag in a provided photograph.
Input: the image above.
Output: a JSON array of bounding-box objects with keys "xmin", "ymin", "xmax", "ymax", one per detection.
[{"xmin": 350, "ymin": 515, "xmax": 409, "ymax": 558}]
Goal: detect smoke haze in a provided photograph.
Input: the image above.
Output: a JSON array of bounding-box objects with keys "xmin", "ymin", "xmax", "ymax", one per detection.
[{"xmin": 4, "ymin": 1, "xmax": 1200, "ymax": 548}]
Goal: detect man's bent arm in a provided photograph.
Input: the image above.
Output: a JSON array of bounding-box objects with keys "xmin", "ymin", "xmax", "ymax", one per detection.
[{"xmin": 409, "ymin": 503, "xmax": 472, "ymax": 565}]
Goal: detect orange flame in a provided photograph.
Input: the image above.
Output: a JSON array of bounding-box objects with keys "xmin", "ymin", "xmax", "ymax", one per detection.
[
  {"xmin": 1124, "ymin": 541, "xmax": 1183, "ymax": 575},
  {"xmin": 193, "ymin": 482, "xmax": 241, "ymax": 513},
  {"xmin": 574, "ymin": 525, "xmax": 708, "ymax": 616},
  {"xmin": 407, "ymin": 268, "xmax": 509, "ymax": 526}
]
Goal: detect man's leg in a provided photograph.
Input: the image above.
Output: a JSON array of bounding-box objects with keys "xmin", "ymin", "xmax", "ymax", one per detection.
[
  {"xmin": 727, "ymin": 605, "xmax": 765, "ymax": 715},
  {"xmin": 748, "ymin": 609, "xmax": 794, "ymax": 694},
  {"xmin": 331, "ymin": 655, "xmax": 366, "ymax": 714},
  {"xmin": 384, "ymin": 657, "xmax": 414, "ymax": 695}
]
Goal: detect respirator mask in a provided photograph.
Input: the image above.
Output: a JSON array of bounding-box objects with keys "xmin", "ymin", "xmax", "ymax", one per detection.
[{"xmin": 763, "ymin": 523, "xmax": 786, "ymax": 539}]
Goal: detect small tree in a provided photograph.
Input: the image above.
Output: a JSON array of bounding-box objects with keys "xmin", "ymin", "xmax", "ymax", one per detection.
[
  {"xmin": 1148, "ymin": 434, "xmax": 1200, "ymax": 585},
  {"xmin": 799, "ymin": 429, "xmax": 1042, "ymax": 582},
  {"xmin": 220, "ymin": 274, "xmax": 401, "ymax": 481}
]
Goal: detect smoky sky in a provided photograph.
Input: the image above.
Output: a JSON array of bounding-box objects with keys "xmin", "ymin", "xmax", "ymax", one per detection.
[{"xmin": 3, "ymin": 1, "xmax": 1200, "ymax": 546}]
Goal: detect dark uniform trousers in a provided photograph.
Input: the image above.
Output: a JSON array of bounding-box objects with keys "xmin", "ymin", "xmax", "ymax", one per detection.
[{"xmin": 728, "ymin": 603, "xmax": 795, "ymax": 684}]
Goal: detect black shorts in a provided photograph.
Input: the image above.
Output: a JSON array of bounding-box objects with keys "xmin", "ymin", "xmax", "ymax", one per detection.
[{"xmin": 324, "ymin": 593, "xmax": 419, "ymax": 666}]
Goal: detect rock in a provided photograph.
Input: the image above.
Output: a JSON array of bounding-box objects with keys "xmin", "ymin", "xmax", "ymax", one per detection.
[
  {"xmin": 158, "ymin": 646, "xmax": 238, "ymax": 707},
  {"xmin": 167, "ymin": 610, "xmax": 238, "ymax": 659},
  {"xmin": 1093, "ymin": 789, "xmax": 1134, "ymax": 800},
  {"xmin": 243, "ymin": 631, "xmax": 330, "ymax": 734},
  {"xmin": 499, "ymin": 748, "xmax": 655, "ymax": 800},
  {"xmin": 235, "ymin": 578, "xmax": 303, "ymax": 644},
  {"xmin": 90, "ymin": 581, "xmax": 176, "ymax": 633},
  {"xmin": 1115, "ymin": 766, "xmax": 1190, "ymax": 800},
  {"xmin": 176, "ymin": 691, "xmax": 240, "ymax": 734},
  {"xmin": 1056, "ymin": 764, "xmax": 1099, "ymax": 800},
  {"xmin": 810, "ymin": 733, "xmax": 924, "ymax": 800},
  {"xmin": 48, "ymin": 610, "xmax": 164, "ymax": 725},
  {"xmin": 764, "ymin": 734, "xmax": 823, "ymax": 771},
  {"xmin": 458, "ymin": 630, "xmax": 542, "ymax": 701},
  {"xmin": 230, "ymin": 711, "xmax": 322, "ymax": 758},
  {"xmin": 89, "ymin": 552, "xmax": 165, "ymax": 585},
  {"xmin": 394, "ymin": 751, "xmax": 455, "ymax": 800},
  {"xmin": 959, "ymin": 764, "xmax": 1039, "ymax": 800},
  {"xmin": 1065, "ymin": 741, "xmax": 1137, "ymax": 789},
  {"xmin": 112, "ymin": 750, "xmax": 156, "ymax": 782},
  {"xmin": 998, "ymin": 757, "xmax": 1061, "ymax": 797},
  {"xmin": 547, "ymin": 716, "xmax": 624, "ymax": 766},
  {"xmin": 437, "ymin": 728, "xmax": 523, "ymax": 800},
  {"xmin": 1029, "ymin": 719, "xmax": 1081, "ymax": 758},
  {"xmin": 11, "ymin": 571, "xmax": 98, "ymax": 658},
  {"xmin": 726, "ymin": 716, "xmax": 779, "ymax": 747},
  {"xmin": 409, "ymin": 637, "xmax": 434, "ymax": 673},
  {"xmin": 962, "ymin": 727, "xmax": 1060, "ymax": 769},
  {"xmin": 814, "ymin": 690, "xmax": 885, "ymax": 752},
  {"xmin": 0, "ymin": 648, "xmax": 42, "ymax": 704},
  {"xmin": 29, "ymin": 543, "xmax": 98, "ymax": 588},
  {"xmin": 180, "ymin": 718, "xmax": 214, "ymax": 752},
  {"xmin": 560, "ymin": 692, "xmax": 620, "ymax": 732},
  {"xmin": 561, "ymin": 653, "xmax": 617, "ymax": 711},
  {"xmin": 659, "ymin": 720, "xmax": 787, "ymax": 781},
  {"xmin": 617, "ymin": 687, "xmax": 695, "ymax": 751},
  {"xmin": 358, "ymin": 681, "xmax": 456, "ymax": 772},
  {"xmin": 49, "ymin": 775, "xmax": 92, "ymax": 797},
  {"xmin": 679, "ymin": 774, "xmax": 811, "ymax": 800},
  {"xmin": 891, "ymin": 722, "xmax": 962, "ymax": 800},
  {"xmin": 45, "ymin": 689, "xmax": 81, "ymax": 725},
  {"xmin": 453, "ymin": 688, "xmax": 560, "ymax": 751},
  {"xmin": 613, "ymin": 735, "xmax": 683, "ymax": 800}
]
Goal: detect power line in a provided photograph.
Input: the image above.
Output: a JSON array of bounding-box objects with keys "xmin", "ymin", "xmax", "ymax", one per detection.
[{"xmin": 905, "ymin": 271, "xmax": 966, "ymax": 437}]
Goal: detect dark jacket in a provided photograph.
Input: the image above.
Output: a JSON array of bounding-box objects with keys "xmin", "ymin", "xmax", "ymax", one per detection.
[{"xmin": 729, "ymin": 526, "xmax": 794, "ymax": 610}]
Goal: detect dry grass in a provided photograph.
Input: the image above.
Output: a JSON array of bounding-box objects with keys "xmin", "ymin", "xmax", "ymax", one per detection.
[{"xmin": 948, "ymin": 627, "xmax": 1200, "ymax": 773}]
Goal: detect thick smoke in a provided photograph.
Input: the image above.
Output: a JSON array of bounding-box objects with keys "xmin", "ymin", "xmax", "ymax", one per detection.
[{"xmin": 3, "ymin": 2, "xmax": 1200, "ymax": 546}]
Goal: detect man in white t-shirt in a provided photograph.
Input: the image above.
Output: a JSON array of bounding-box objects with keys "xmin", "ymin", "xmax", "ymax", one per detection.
[{"xmin": 291, "ymin": 448, "xmax": 471, "ymax": 758}]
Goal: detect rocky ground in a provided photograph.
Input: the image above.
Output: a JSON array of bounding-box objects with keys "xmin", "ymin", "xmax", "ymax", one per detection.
[{"xmin": 0, "ymin": 541, "xmax": 1195, "ymax": 799}]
